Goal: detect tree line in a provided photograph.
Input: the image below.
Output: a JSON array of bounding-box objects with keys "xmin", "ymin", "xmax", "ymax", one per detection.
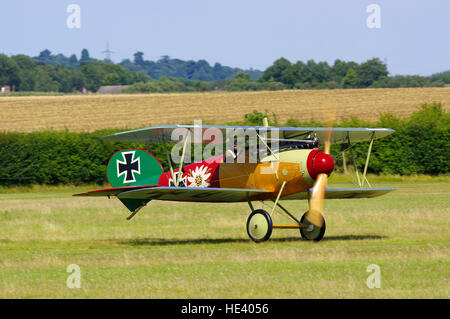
[
  {"xmin": 0, "ymin": 49, "xmax": 449, "ymax": 93},
  {"xmin": 121, "ymin": 52, "xmax": 262, "ymax": 81},
  {"xmin": 257, "ymin": 57, "xmax": 449, "ymax": 89},
  {"xmin": 0, "ymin": 52, "xmax": 149, "ymax": 93}
]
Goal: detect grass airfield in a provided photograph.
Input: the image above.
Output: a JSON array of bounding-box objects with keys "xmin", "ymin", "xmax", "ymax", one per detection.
[{"xmin": 0, "ymin": 176, "xmax": 448, "ymax": 298}]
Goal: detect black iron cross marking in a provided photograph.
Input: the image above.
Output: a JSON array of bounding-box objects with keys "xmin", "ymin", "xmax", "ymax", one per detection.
[{"xmin": 117, "ymin": 151, "xmax": 140, "ymax": 183}]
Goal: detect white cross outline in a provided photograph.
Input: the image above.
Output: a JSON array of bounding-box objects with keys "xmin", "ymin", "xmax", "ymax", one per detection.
[{"xmin": 116, "ymin": 151, "xmax": 141, "ymax": 183}]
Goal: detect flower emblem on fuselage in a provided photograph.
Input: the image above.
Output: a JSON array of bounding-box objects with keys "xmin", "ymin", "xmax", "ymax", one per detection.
[{"xmin": 187, "ymin": 165, "xmax": 212, "ymax": 188}]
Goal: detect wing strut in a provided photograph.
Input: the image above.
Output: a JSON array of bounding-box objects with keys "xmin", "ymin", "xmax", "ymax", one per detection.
[
  {"xmin": 162, "ymin": 130, "xmax": 190, "ymax": 187},
  {"xmin": 161, "ymin": 135, "xmax": 176, "ymax": 186},
  {"xmin": 361, "ymin": 132, "xmax": 375, "ymax": 187},
  {"xmin": 345, "ymin": 132, "xmax": 375, "ymax": 188},
  {"xmin": 176, "ymin": 131, "xmax": 190, "ymax": 187},
  {"xmin": 347, "ymin": 135, "xmax": 362, "ymax": 187}
]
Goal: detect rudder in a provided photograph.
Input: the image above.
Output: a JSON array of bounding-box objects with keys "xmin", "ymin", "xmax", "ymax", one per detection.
[{"xmin": 107, "ymin": 149, "xmax": 164, "ymax": 188}]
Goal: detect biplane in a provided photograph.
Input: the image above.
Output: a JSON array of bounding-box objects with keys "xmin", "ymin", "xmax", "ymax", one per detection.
[{"xmin": 74, "ymin": 121, "xmax": 395, "ymax": 242}]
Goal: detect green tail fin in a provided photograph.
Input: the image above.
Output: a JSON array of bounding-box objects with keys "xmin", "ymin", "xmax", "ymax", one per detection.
[{"xmin": 107, "ymin": 149, "xmax": 163, "ymax": 188}]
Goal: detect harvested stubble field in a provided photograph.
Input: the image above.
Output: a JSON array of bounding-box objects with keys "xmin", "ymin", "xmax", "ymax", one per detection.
[{"xmin": 0, "ymin": 88, "xmax": 449, "ymax": 132}]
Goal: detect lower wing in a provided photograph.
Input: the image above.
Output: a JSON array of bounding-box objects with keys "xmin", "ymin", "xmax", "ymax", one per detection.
[
  {"xmin": 74, "ymin": 186, "xmax": 393, "ymax": 214},
  {"xmin": 281, "ymin": 187, "xmax": 395, "ymax": 200},
  {"xmin": 73, "ymin": 185, "xmax": 158, "ymax": 197},
  {"xmin": 74, "ymin": 186, "xmax": 269, "ymax": 202}
]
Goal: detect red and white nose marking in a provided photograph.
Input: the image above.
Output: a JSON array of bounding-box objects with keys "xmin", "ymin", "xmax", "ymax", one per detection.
[{"xmin": 307, "ymin": 150, "xmax": 335, "ymax": 179}]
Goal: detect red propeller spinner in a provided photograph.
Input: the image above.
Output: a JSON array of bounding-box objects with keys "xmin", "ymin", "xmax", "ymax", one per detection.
[{"xmin": 307, "ymin": 150, "xmax": 335, "ymax": 179}]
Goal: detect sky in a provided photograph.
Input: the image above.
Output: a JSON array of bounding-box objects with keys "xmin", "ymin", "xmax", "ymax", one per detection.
[{"xmin": 0, "ymin": 0, "xmax": 449, "ymax": 75}]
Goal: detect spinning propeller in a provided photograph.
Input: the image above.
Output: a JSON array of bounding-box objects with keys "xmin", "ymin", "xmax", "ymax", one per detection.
[{"xmin": 305, "ymin": 104, "xmax": 336, "ymax": 228}]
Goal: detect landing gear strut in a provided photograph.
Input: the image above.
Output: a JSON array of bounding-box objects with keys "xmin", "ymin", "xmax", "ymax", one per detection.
[{"xmin": 245, "ymin": 206, "xmax": 326, "ymax": 242}]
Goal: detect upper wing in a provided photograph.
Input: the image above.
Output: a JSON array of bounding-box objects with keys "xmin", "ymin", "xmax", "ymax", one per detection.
[
  {"xmin": 101, "ymin": 125, "xmax": 394, "ymax": 145},
  {"xmin": 281, "ymin": 187, "xmax": 395, "ymax": 200}
]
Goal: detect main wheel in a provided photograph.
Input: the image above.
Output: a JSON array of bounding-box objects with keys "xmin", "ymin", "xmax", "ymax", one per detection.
[
  {"xmin": 300, "ymin": 212, "xmax": 326, "ymax": 242},
  {"xmin": 246, "ymin": 209, "xmax": 273, "ymax": 242}
]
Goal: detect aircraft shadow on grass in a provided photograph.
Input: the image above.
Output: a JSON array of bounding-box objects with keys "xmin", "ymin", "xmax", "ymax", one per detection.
[{"xmin": 114, "ymin": 235, "xmax": 386, "ymax": 247}]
